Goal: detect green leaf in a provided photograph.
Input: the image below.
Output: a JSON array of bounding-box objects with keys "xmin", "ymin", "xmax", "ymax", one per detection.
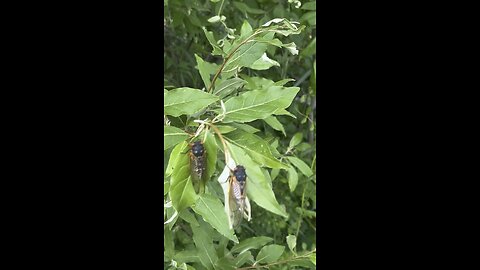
[
  {"xmin": 192, "ymin": 193, "xmax": 239, "ymax": 243},
  {"xmin": 287, "ymin": 156, "xmax": 314, "ymax": 177},
  {"xmin": 287, "ymin": 165, "xmax": 298, "ymax": 192},
  {"xmin": 310, "ymin": 253, "xmax": 316, "ymax": 265},
  {"xmin": 232, "ymin": 251, "xmax": 254, "ymax": 267},
  {"xmin": 164, "ymin": 126, "xmax": 189, "ymax": 150},
  {"xmin": 271, "ymin": 168, "xmax": 280, "ymax": 181},
  {"xmin": 256, "ymin": 244, "xmax": 285, "ymax": 264},
  {"xmin": 301, "ymin": 1, "xmax": 316, "ymax": 10},
  {"xmin": 174, "ymin": 250, "xmax": 199, "ymax": 264},
  {"xmin": 207, "ymin": 15, "xmax": 221, "ymax": 23},
  {"xmin": 166, "ymin": 141, "xmax": 188, "ymax": 176},
  {"xmin": 228, "ymin": 143, "xmax": 288, "ymax": 217},
  {"xmin": 286, "ymin": 235, "xmax": 297, "ymax": 254},
  {"xmin": 195, "ymin": 54, "xmax": 219, "ymax": 90},
  {"xmin": 283, "ymin": 42, "xmax": 299, "ymax": 55},
  {"xmin": 202, "ymin": 27, "xmax": 224, "ymax": 56},
  {"xmin": 289, "ymin": 132, "xmax": 303, "ymax": 148},
  {"xmin": 225, "ymin": 129, "xmax": 288, "ymax": 169},
  {"xmin": 300, "ymin": 11, "xmax": 316, "ymax": 26},
  {"xmin": 273, "ymin": 78, "xmax": 295, "ymax": 86},
  {"xmin": 301, "ymin": 37, "xmax": 316, "ymax": 58},
  {"xmin": 230, "ymin": 123, "xmax": 260, "ymax": 133},
  {"xmin": 230, "ymin": 236, "xmax": 273, "ymax": 254},
  {"xmin": 191, "ymin": 221, "xmax": 219, "ymax": 270},
  {"xmin": 263, "ymin": 116, "xmax": 286, "ymax": 136},
  {"xmin": 164, "ymin": 87, "xmax": 219, "ymax": 117},
  {"xmin": 233, "ymin": 1, "xmax": 265, "ymax": 14},
  {"xmin": 179, "ymin": 209, "xmax": 199, "ymax": 227},
  {"xmin": 223, "ymin": 36, "xmax": 270, "ymax": 73},
  {"xmin": 213, "ymin": 78, "xmax": 246, "ymax": 98},
  {"xmin": 204, "ymin": 130, "xmax": 217, "ymax": 180},
  {"xmin": 240, "ymin": 20, "xmax": 253, "ymax": 38},
  {"xmin": 169, "ymin": 141, "xmax": 198, "ymax": 211},
  {"xmin": 213, "ymin": 258, "xmax": 236, "ymax": 270},
  {"xmin": 164, "ymin": 228, "xmax": 175, "ymax": 260},
  {"xmin": 242, "ymin": 75, "xmax": 275, "ymax": 90},
  {"xmin": 274, "ymin": 108, "xmax": 297, "ymax": 118},
  {"xmin": 221, "ymin": 86, "xmax": 300, "ymax": 123},
  {"xmin": 216, "ymin": 125, "xmax": 237, "ymax": 134},
  {"xmin": 248, "ymin": 53, "xmax": 280, "ymax": 70}
]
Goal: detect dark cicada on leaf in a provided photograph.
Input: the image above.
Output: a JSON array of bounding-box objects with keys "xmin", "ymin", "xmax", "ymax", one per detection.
[
  {"xmin": 189, "ymin": 140, "xmax": 207, "ymax": 194},
  {"xmin": 227, "ymin": 165, "xmax": 251, "ymax": 229}
]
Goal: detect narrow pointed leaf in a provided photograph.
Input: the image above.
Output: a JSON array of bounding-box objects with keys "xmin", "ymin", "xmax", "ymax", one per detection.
[
  {"xmin": 287, "ymin": 165, "xmax": 299, "ymax": 192},
  {"xmin": 230, "ymin": 236, "xmax": 273, "ymax": 254},
  {"xmin": 192, "ymin": 193, "xmax": 239, "ymax": 243},
  {"xmin": 191, "ymin": 221, "xmax": 218, "ymax": 270},
  {"xmin": 263, "ymin": 116, "xmax": 286, "ymax": 136},
  {"xmin": 287, "ymin": 156, "xmax": 314, "ymax": 177}
]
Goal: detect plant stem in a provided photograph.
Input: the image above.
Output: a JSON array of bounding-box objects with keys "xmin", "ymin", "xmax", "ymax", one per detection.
[
  {"xmin": 207, "ymin": 30, "xmax": 264, "ymax": 93},
  {"xmin": 237, "ymin": 249, "xmax": 316, "ymax": 270},
  {"xmin": 205, "ymin": 122, "xmax": 231, "ymax": 166}
]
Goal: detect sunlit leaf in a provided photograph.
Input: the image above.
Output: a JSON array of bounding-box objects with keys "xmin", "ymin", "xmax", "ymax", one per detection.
[
  {"xmin": 213, "ymin": 78, "xmax": 246, "ymax": 98},
  {"xmin": 169, "ymin": 141, "xmax": 198, "ymax": 211},
  {"xmin": 195, "ymin": 54, "xmax": 220, "ymax": 90},
  {"xmin": 164, "ymin": 126, "xmax": 188, "ymax": 150},
  {"xmin": 164, "ymin": 88, "xmax": 219, "ymax": 117},
  {"xmin": 248, "ymin": 53, "xmax": 280, "ymax": 70},
  {"xmin": 240, "ymin": 20, "xmax": 253, "ymax": 38},
  {"xmin": 202, "ymin": 27, "xmax": 224, "ymax": 56},
  {"xmin": 225, "ymin": 129, "xmax": 288, "ymax": 169},
  {"xmin": 192, "ymin": 193, "xmax": 239, "ymax": 243},
  {"xmin": 221, "ymin": 86, "xmax": 300, "ymax": 123},
  {"xmin": 286, "ymin": 235, "xmax": 297, "ymax": 254}
]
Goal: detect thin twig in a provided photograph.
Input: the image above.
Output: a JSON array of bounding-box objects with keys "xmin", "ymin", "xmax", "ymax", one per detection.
[
  {"xmin": 237, "ymin": 249, "xmax": 316, "ymax": 270},
  {"xmin": 207, "ymin": 30, "xmax": 264, "ymax": 93}
]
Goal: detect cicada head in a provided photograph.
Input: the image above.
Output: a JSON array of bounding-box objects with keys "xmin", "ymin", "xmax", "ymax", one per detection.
[{"xmin": 191, "ymin": 141, "xmax": 205, "ymax": 157}]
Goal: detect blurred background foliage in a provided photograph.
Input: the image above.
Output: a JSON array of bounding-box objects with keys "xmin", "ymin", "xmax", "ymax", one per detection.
[{"xmin": 164, "ymin": 0, "xmax": 316, "ymax": 267}]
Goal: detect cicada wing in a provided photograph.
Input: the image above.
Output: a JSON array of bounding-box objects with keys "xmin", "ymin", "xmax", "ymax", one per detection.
[
  {"xmin": 228, "ymin": 177, "xmax": 245, "ymax": 229},
  {"xmin": 190, "ymin": 153, "xmax": 206, "ymax": 194},
  {"xmin": 244, "ymin": 195, "xmax": 251, "ymax": 221}
]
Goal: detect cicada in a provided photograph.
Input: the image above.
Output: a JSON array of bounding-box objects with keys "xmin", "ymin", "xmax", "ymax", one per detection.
[
  {"xmin": 227, "ymin": 165, "xmax": 251, "ymax": 229},
  {"xmin": 189, "ymin": 140, "xmax": 206, "ymax": 194}
]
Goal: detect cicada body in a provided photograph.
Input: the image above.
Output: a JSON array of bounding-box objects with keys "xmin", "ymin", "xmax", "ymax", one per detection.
[
  {"xmin": 189, "ymin": 141, "xmax": 206, "ymax": 193},
  {"xmin": 227, "ymin": 165, "xmax": 251, "ymax": 229}
]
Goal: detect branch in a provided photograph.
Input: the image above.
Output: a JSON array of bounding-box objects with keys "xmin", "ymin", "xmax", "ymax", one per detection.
[{"xmin": 237, "ymin": 249, "xmax": 316, "ymax": 270}]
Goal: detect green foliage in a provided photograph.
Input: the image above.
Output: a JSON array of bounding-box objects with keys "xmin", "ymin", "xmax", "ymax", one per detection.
[{"xmin": 165, "ymin": 0, "xmax": 316, "ymax": 269}]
